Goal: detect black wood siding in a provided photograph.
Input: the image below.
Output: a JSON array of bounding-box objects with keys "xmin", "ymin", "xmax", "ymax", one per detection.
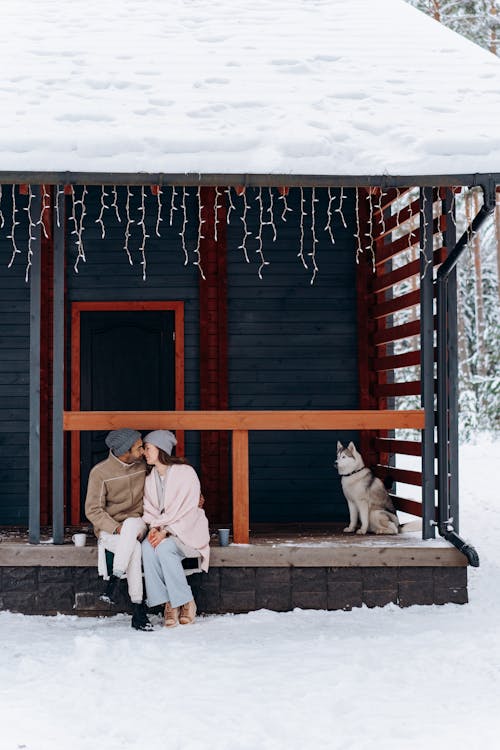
[
  {"xmin": 0, "ymin": 185, "xmax": 359, "ymax": 526},
  {"xmin": 0, "ymin": 187, "xmax": 30, "ymax": 523},
  {"xmin": 227, "ymin": 188, "xmax": 359, "ymax": 522},
  {"xmin": 65, "ymin": 187, "xmax": 202, "ymax": 474}
]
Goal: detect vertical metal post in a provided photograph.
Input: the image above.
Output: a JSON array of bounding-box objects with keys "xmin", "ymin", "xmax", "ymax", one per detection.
[
  {"xmin": 420, "ymin": 187, "xmax": 435, "ymax": 539},
  {"xmin": 29, "ymin": 187, "xmax": 42, "ymax": 544},
  {"xmin": 444, "ymin": 190, "xmax": 459, "ymax": 532},
  {"xmin": 52, "ymin": 186, "xmax": 65, "ymax": 544}
]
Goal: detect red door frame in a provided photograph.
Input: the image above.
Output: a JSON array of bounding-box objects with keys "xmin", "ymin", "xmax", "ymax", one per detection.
[{"xmin": 70, "ymin": 300, "xmax": 185, "ymax": 524}]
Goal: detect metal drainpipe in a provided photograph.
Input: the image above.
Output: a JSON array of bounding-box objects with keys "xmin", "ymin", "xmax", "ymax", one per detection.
[{"xmin": 435, "ymin": 182, "xmax": 496, "ymax": 567}]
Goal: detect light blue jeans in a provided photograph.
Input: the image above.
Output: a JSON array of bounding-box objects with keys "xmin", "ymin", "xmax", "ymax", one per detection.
[{"xmin": 142, "ymin": 536, "xmax": 193, "ymax": 608}]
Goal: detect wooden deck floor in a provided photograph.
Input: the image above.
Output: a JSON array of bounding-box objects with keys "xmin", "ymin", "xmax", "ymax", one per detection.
[{"xmin": 0, "ymin": 525, "xmax": 467, "ymax": 568}]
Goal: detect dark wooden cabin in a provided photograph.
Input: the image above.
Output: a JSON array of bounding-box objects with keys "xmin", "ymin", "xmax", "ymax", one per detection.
[
  {"xmin": 1, "ymin": 0, "xmax": 500, "ymax": 612},
  {"xmin": 1, "ymin": 177, "xmax": 497, "ymax": 614}
]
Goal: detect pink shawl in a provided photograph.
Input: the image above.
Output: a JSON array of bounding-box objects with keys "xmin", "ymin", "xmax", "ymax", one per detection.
[{"xmin": 142, "ymin": 464, "xmax": 210, "ymax": 572}]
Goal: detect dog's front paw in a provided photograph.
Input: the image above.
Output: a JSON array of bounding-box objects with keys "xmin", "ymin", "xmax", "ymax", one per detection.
[
  {"xmin": 356, "ymin": 528, "xmax": 368, "ymax": 535},
  {"xmin": 343, "ymin": 526, "xmax": 355, "ymax": 533}
]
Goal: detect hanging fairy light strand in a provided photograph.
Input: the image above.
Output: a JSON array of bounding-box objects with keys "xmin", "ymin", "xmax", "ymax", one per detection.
[
  {"xmin": 138, "ymin": 186, "xmax": 149, "ymax": 281},
  {"xmin": 123, "ymin": 187, "xmax": 134, "ymax": 265},
  {"xmin": 24, "ymin": 185, "xmax": 37, "ymax": 282},
  {"xmin": 170, "ymin": 186, "xmax": 178, "ymax": 226},
  {"xmin": 111, "ymin": 185, "xmax": 121, "ymax": 223},
  {"xmin": 55, "ymin": 185, "xmax": 64, "ymax": 228},
  {"xmin": 37, "ymin": 185, "xmax": 50, "ymax": 240},
  {"xmin": 155, "ymin": 186, "xmax": 163, "ymax": 238},
  {"xmin": 324, "ymin": 187, "xmax": 335, "ymax": 246},
  {"xmin": 420, "ymin": 187, "xmax": 433, "ymax": 280},
  {"xmin": 72, "ymin": 185, "xmax": 88, "ymax": 273},
  {"xmin": 364, "ymin": 191, "xmax": 376, "ymax": 271},
  {"xmin": 298, "ymin": 187, "xmax": 308, "ymax": 269},
  {"xmin": 194, "ymin": 187, "xmax": 206, "ymax": 279},
  {"xmin": 237, "ymin": 188, "xmax": 251, "ymax": 263},
  {"xmin": 214, "ymin": 186, "xmax": 221, "ymax": 241},
  {"xmin": 263, "ymin": 188, "xmax": 277, "ymax": 242},
  {"xmin": 95, "ymin": 185, "xmax": 108, "ymax": 239},
  {"xmin": 226, "ymin": 187, "xmax": 236, "ymax": 225},
  {"xmin": 354, "ymin": 189, "xmax": 364, "ymax": 263},
  {"xmin": 7, "ymin": 185, "xmax": 20, "ymax": 268},
  {"xmin": 278, "ymin": 187, "xmax": 293, "ymax": 223},
  {"xmin": 255, "ymin": 187, "xmax": 270, "ymax": 279},
  {"xmin": 308, "ymin": 187, "xmax": 319, "ymax": 284},
  {"xmin": 336, "ymin": 187, "xmax": 347, "ymax": 229},
  {"xmin": 179, "ymin": 187, "xmax": 189, "ymax": 266}
]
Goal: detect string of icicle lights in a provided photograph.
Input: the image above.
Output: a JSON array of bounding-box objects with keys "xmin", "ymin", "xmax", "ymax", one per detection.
[{"xmin": 0, "ymin": 185, "xmax": 380, "ymax": 283}]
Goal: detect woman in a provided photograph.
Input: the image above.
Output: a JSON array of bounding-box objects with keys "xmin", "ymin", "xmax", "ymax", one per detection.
[{"xmin": 141, "ymin": 430, "xmax": 210, "ymax": 627}]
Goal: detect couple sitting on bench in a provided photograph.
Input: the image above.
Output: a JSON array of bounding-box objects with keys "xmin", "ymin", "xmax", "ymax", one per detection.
[{"xmin": 85, "ymin": 428, "xmax": 210, "ymax": 631}]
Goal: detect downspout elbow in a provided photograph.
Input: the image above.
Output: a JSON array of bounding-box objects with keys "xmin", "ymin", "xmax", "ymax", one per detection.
[{"xmin": 440, "ymin": 528, "xmax": 480, "ymax": 567}]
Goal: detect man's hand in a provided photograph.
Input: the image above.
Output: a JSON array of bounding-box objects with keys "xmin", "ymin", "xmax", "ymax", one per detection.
[
  {"xmin": 114, "ymin": 524, "xmax": 122, "ymax": 535},
  {"xmin": 148, "ymin": 527, "xmax": 169, "ymax": 549}
]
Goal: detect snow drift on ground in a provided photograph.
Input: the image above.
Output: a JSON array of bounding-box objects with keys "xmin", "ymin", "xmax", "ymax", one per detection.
[
  {"xmin": 0, "ymin": 437, "xmax": 499, "ymax": 750},
  {"xmin": 1, "ymin": 0, "xmax": 500, "ymax": 176}
]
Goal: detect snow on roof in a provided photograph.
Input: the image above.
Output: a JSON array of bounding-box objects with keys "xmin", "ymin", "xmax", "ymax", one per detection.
[{"xmin": 1, "ymin": 0, "xmax": 500, "ymax": 177}]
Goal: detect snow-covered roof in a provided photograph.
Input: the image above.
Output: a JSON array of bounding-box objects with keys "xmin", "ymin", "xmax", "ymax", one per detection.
[{"xmin": 1, "ymin": 0, "xmax": 500, "ymax": 178}]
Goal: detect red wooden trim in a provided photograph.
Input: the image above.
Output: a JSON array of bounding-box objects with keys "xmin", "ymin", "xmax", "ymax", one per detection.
[
  {"xmin": 199, "ymin": 187, "xmax": 229, "ymax": 524},
  {"xmin": 70, "ymin": 300, "xmax": 185, "ymax": 522},
  {"xmin": 374, "ymin": 349, "xmax": 422, "ymax": 372},
  {"xmin": 373, "ymin": 248, "xmax": 447, "ymax": 294},
  {"xmin": 356, "ymin": 196, "xmax": 377, "ymax": 465},
  {"xmin": 374, "ymin": 197, "xmax": 420, "ymax": 240},
  {"xmin": 373, "ymin": 289, "xmax": 420, "ymax": 319},
  {"xmin": 375, "ymin": 438, "xmax": 422, "ymax": 456},
  {"xmin": 374, "ymin": 381, "xmax": 421, "ymax": 398},
  {"xmin": 375, "ymin": 216, "xmax": 446, "ymax": 266},
  {"xmin": 391, "ymin": 496, "xmax": 424, "ymax": 517},
  {"xmin": 371, "ymin": 188, "xmax": 411, "ymax": 214},
  {"xmin": 373, "ymin": 319, "xmax": 422, "ymax": 346},
  {"xmin": 376, "ymin": 465, "xmax": 426, "ymax": 486}
]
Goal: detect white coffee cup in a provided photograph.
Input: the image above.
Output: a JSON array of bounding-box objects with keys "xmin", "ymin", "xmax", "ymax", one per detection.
[{"xmin": 72, "ymin": 533, "xmax": 86, "ymax": 547}]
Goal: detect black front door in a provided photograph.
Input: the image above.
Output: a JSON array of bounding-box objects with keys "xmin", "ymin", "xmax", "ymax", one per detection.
[{"xmin": 79, "ymin": 310, "xmax": 175, "ymax": 512}]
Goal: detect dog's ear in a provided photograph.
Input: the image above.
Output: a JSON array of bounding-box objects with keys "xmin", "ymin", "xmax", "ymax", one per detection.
[
  {"xmin": 347, "ymin": 441, "xmax": 357, "ymax": 454},
  {"xmin": 337, "ymin": 441, "xmax": 343, "ymax": 452}
]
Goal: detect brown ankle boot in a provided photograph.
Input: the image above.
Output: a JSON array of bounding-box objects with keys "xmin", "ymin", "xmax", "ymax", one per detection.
[
  {"xmin": 179, "ymin": 599, "xmax": 197, "ymax": 625},
  {"xmin": 164, "ymin": 601, "xmax": 179, "ymax": 627}
]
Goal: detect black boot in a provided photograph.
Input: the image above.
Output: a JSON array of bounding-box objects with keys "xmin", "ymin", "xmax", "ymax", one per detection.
[
  {"xmin": 131, "ymin": 602, "xmax": 154, "ymax": 631},
  {"xmin": 99, "ymin": 575, "xmax": 120, "ymax": 604}
]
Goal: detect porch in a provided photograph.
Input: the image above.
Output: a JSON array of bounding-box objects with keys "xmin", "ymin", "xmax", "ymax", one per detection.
[{"xmin": 0, "ymin": 524, "xmax": 468, "ymax": 616}]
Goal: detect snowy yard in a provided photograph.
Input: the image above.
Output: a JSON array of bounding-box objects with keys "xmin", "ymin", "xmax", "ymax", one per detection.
[{"xmin": 1, "ymin": 438, "xmax": 499, "ymax": 750}]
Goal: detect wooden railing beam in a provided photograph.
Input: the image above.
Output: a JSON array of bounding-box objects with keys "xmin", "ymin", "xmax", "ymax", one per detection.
[
  {"xmin": 232, "ymin": 430, "xmax": 249, "ymax": 544},
  {"xmin": 63, "ymin": 409, "xmax": 425, "ymax": 431}
]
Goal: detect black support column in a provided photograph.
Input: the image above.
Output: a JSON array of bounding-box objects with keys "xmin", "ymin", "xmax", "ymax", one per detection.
[
  {"xmin": 52, "ymin": 187, "xmax": 65, "ymax": 544},
  {"xmin": 28, "ymin": 187, "xmax": 42, "ymax": 544}
]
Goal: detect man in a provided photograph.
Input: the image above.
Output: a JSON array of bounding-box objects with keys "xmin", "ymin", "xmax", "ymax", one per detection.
[{"xmin": 85, "ymin": 428, "xmax": 153, "ymax": 631}]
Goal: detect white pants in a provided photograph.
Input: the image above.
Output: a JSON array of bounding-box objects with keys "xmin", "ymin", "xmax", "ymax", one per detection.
[{"xmin": 99, "ymin": 517, "xmax": 147, "ymax": 604}]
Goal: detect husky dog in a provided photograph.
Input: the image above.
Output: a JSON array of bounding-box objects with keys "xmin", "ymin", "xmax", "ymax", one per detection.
[{"xmin": 336, "ymin": 441, "xmax": 400, "ymax": 535}]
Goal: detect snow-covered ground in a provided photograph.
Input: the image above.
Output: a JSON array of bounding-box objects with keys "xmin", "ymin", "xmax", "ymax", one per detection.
[{"xmin": 1, "ymin": 438, "xmax": 499, "ymax": 750}]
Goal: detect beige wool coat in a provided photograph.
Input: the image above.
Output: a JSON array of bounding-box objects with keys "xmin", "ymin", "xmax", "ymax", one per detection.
[{"xmin": 85, "ymin": 452, "xmax": 146, "ymax": 537}]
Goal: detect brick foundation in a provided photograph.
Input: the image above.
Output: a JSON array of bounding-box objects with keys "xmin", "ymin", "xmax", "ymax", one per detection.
[{"xmin": 0, "ymin": 565, "xmax": 468, "ymax": 615}]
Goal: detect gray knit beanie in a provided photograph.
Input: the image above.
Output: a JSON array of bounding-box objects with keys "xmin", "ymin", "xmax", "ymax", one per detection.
[
  {"xmin": 143, "ymin": 430, "xmax": 177, "ymax": 456},
  {"xmin": 105, "ymin": 429, "xmax": 142, "ymax": 457}
]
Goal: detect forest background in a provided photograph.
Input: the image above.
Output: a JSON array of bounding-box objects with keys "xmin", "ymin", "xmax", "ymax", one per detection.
[{"xmin": 403, "ymin": 1, "xmax": 500, "ymax": 437}]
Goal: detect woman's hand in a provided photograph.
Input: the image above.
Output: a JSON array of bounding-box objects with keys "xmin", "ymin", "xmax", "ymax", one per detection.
[{"xmin": 148, "ymin": 527, "xmax": 169, "ymax": 549}]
